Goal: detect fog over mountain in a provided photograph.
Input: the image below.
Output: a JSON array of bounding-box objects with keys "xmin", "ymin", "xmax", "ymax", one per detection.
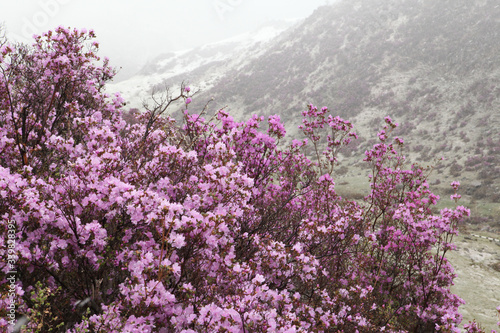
[{"xmin": 111, "ymin": 0, "xmax": 500, "ymax": 233}]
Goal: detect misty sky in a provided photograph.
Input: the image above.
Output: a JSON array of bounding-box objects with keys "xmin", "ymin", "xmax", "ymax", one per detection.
[{"xmin": 1, "ymin": 0, "xmax": 332, "ymax": 78}]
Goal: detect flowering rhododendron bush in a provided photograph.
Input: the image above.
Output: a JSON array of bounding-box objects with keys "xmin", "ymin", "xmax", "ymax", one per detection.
[{"xmin": 0, "ymin": 27, "xmax": 496, "ymax": 332}]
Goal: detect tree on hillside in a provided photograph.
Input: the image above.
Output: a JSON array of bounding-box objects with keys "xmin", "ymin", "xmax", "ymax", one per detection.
[{"xmin": 0, "ymin": 27, "xmax": 496, "ymax": 332}]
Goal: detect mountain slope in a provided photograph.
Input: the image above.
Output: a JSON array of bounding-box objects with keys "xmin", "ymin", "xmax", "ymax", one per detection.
[
  {"xmin": 111, "ymin": 0, "xmax": 500, "ymax": 228},
  {"xmin": 108, "ymin": 20, "xmax": 297, "ymax": 108},
  {"xmin": 188, "ymin": 0, "xmax": 500, "ymax": 230}
]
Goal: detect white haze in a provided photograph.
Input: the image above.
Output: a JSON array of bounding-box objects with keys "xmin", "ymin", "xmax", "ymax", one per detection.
[{"xmin": 0, "ymin": 0, "xmax": 335, "ymax": 80}]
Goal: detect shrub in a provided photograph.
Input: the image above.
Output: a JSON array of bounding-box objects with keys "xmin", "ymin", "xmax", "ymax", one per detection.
[{"xmin": 0, "ymin": 28, "xmax": 494, "ymax": 332}]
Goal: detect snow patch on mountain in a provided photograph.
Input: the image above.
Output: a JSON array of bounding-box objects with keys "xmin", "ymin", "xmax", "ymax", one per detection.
[{"xmin": 107, "ymin": 20, "xmax": 298, "ymax": 109}]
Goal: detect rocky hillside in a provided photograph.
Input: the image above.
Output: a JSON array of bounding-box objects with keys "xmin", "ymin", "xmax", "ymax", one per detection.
[
  {"xmin": 448, "ymin": 230, "xmax": 500, "ymax": 331},
  {"xmin": 111, "ymin": 0, "xmax": 500, "ymax": 232}
]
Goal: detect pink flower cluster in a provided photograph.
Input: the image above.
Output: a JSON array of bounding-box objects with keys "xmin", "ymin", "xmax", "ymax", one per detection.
[
  {"xmin": 450, "ymin": 181, "xmax": 462, "ymax": 202},
  {"xmin": 0, "ymin": 28, "xmax": 497, "ymax": 332}
]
